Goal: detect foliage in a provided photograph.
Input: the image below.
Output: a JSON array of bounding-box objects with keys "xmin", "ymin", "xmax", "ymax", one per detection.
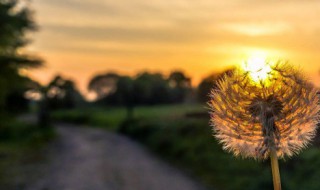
[
  {"xmin": 168, "ymin": 71, "xmax": 191, "ymax": 103},
  {"xmin": 0, "ymin": 119, "xmax": 54, "ymax": 143},
  {"xmin": 5, "ymin": 77, "xmax": 39, "ymax": 113},
  {"xmin": 52, "ymin": 104, "xmax": 204, "ymax": 131},
  {"xmin": 0, "ymin": 0, "xmax": 42, "ymax": 112},
  {"xmin": 197, "ymin": 68, "xmax": 234, "ymax": 103},
  {"xmin": 197, "ymin": 74, "xmax": 219, "ymax": 103},
  {"xmin": 88, "ymin": 72, "xmax": 120, "ymax": 100},
  {"xmin": 45, "ymin": 75, "xmax": 84, "ymax": 110},
  {"xmin": 88, "ymin": 71, "xmax": 192, "ymax": 107},
  {"xmin": 0, "ymin": 119, "xmax": 55, "ymax": 189}
]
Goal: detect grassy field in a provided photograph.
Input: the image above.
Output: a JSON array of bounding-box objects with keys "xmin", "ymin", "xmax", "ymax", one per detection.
[
  {"xmin": 0, "ymin": 118, "xmax": 55, "ymax": 189},
  {"xmin": 52, "ymin": 104, "xmax": 205, "ymax": 131},
  {"xmin": 52, "ymin": 104, "xmax": 320, "ymax": 190}
]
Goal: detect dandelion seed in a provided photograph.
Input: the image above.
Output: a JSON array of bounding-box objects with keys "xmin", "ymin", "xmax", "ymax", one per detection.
[
  {"xmin": 209, "ymin": 62, "xmax": 319, "ymax": 160},
  {"xmin": 209, "ymin": 60, "xmax": 320, "ymax": 190}
]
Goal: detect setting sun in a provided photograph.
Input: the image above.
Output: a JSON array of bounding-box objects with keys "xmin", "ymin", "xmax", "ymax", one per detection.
[{"xmin": 242, "ymin": 56, "xmax": 272, "ymax": 83}]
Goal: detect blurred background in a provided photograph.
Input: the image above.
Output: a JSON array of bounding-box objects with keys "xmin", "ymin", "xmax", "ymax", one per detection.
[{"xmin": 1, "ymin": 0, "xmax": 320, "ymax": 189}]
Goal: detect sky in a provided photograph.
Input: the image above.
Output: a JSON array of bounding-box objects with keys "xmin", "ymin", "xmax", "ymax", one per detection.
[{"xmin": 24, "ymin": 0, "xmax": 320, "ymax": 97}]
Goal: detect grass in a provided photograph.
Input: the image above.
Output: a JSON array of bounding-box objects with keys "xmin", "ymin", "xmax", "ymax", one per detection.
[
  {"xmin": 51, "ymin": 104, "xmax": 320, "ymax": 190},
  {"xmin": 52, "ymin": 104, "xmax": 205, "ymax": 131},
  {"xmin": 0, "ymin": 118, "xmax": 55, "ymax": 189}
]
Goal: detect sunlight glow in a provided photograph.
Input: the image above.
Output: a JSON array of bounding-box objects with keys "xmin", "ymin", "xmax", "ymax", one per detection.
[{"xmin": 242, "ymin": 55, "xmax": 272, "ymax": 83}]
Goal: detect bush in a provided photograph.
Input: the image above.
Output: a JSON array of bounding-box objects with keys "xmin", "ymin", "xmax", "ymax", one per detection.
[
  {"xmin": 0, "ymin": 120, "xmax": 55, "ymax": 144},
  {"xmin": 0, "ymin": 118, "xmax": 55, "ymax": 189}
]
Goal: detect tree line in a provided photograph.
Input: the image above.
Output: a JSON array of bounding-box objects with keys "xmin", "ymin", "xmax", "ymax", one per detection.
[
  {"xmin": 0, "ymin": 0, "xmax": 232, "ymax": 119},
  {"xmin": 28, "ymin": 69, "xmax": 231, "ymax": 108},
  {"xmin": 88, "ymin": 69, "xmax": 233, "ymax": 105}
]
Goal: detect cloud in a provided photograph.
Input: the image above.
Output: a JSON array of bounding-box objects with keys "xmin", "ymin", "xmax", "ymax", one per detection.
[
  {"xmin": 28, "ymin": 0, "xmax": 320, "ymax": 93},
  {"xmin": 220, "ymin": 22, "xmax": 291, "ymax": 36}
]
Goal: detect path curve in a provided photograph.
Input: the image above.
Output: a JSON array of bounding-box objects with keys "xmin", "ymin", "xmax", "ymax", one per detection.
[{"xmin": 27, "ymin": 124, "xmax": 207, "ymax": 190}]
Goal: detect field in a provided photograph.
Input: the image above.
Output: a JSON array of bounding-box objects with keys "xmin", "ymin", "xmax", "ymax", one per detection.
[
  {"xmin": 53, "ymin": 104, "xmax": 320, "ymax": 190},
  {"xmin": 0, "ymin": 118, "xmax": 55, "ymax": 189},
  {"xmin": 51, "ymin": 104, "xmax": 205, "ymax": 131}
]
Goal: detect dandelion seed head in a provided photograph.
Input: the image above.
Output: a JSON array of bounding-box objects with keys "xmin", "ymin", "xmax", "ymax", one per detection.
[{"xmin": 209, "ymin": 62, "xmax": 320, "ymax": 160}]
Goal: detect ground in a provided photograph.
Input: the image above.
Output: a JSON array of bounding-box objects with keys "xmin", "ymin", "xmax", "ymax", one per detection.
[{"xmin": 26, "ymin": 124, "xmax": 207, "ymax": 190}]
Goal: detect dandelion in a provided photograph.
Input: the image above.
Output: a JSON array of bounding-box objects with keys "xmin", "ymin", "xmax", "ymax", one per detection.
[{"xmin": 209, "ymin": 61, "xmax": 319, "ymax": 190}]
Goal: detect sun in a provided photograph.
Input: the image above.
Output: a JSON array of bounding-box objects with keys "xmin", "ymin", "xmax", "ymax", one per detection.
[{"xmin": 242, "ymin": 55, "xmax": 272, "ymax": 83}]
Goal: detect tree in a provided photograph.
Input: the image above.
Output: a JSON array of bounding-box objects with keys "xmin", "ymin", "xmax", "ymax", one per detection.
[
  {"xmin": 4, "ymin": 76, "xmax": 38, "ymax": 113},
  {"xmin": 168, "ymin": 71, "xmax": 191, "ymax": 103},
  {"xmin": 88, "ymin": 73, "xmax": 120, "ymax": 100},
  {"xmin": 88, "ymin": 70, "xmax": 198, "ymax": 119},
  {"xmin": 46, "ymin": 75, "xmax": 83, "ymax": 110},
  {"xmin": 133, "ymin": 72, "xmax": 171, "ymax": 105},
  {"xmin": 116, "ymin": 76, "xmax": 135, "ymax": 118},
  {"xmin": 197, "ymin": 74, "xmax": 219, "ymax": 103},
  {"xmin": 33, "ymin": 76, "xmax": 83, "ymax": 126},
  {"xmin": 197, "ymin": 68, "xmax": 234, "ymax": 103},
  {"xmin": 0, "ymin": 0, "xmax": 42, "ymax": 113}
]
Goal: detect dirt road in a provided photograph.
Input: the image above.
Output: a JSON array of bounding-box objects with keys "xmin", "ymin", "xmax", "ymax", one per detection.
[{"xmin": 26, "ymin": 124, "xmax": 207, "ymax": 190}]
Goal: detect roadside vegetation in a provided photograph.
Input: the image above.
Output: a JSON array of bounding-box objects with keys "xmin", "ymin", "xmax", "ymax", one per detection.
[{"xmin": 0, "ymin": 118, "xmax": 55, "ymax": 189}]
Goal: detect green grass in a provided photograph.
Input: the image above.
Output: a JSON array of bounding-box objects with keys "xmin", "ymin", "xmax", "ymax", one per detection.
[
  {"xmin": 0, "ymin": 118, "xmax": 55, "ymax": 189},
  {"xmin": 52, "ymin": 104, "xmax": 205, "ymax": 131},
  {"xmin": 51, "ymin": 104, "xmax": 320, "ymax": 190}
]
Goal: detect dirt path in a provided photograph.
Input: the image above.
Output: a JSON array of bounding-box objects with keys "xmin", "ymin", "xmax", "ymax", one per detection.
[{"xmin": 26, "ymin": 124, "xmax": 207, "ymax": 190}]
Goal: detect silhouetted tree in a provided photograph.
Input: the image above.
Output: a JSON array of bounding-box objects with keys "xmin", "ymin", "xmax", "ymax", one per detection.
[
  {"xmin": 88, "ymin": 73, "xmax": 120, "ymax": 100},
  {"xmin": 133, "ymin": 72, "xmax": 171, "ymax": 105},
  {"xmin": 168, "ymin": 71, "xmax": 191, "ymax": 103},
  {"xmin": 116, "ymin": 76, "xmax": 135, "ymax": 118},
  {"xmin": 89, "ymin": 71, "xmax": 193, "ymax": 111},
  {"xmin": 4, "ymin": 76, "xmax": 38, "ymax": 113},
  {"xmin": 46, "ymin": 75, "xmax": 83, "ymax": 110},
  {"xmin": 197, "ymin": 68, "xmax": 234, "ymax": 103},
  {"xmin": 32, "ymin": 76, "xmax": 83, "ymax": 126},
  {"xmin": 0, "ymin": 0, "xmax": 42, "ymax": 114},
  {"xmin": 197, "ymin": 74, "xmax": 220, "ymax": 103}
]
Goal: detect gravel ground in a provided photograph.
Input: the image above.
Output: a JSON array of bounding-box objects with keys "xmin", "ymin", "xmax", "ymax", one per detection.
[{"xmin": 25, "ymin": 124, "xmax": 208, "ymax": 190}]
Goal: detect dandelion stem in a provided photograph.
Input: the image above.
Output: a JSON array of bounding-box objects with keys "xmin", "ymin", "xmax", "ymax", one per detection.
[{"xmin": 270, "ymin": 149, "xmax": 281, "ymax": 190}]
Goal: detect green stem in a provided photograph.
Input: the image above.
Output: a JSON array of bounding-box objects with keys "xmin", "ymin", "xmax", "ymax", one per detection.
[{"xmin": 270, "ymin": 149, "xmax": 281, "ymax": 190}]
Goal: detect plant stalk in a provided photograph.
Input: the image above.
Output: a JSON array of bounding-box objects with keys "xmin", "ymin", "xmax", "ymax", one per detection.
[{"xmin": 270, "ymin": 149, "xmax": 281, "ymax": 190}]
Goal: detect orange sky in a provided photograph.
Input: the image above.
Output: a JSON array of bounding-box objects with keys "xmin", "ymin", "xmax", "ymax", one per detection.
[{"xmin": 25, "ymin": 0, "xmax": 320, "ymax": 97}]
